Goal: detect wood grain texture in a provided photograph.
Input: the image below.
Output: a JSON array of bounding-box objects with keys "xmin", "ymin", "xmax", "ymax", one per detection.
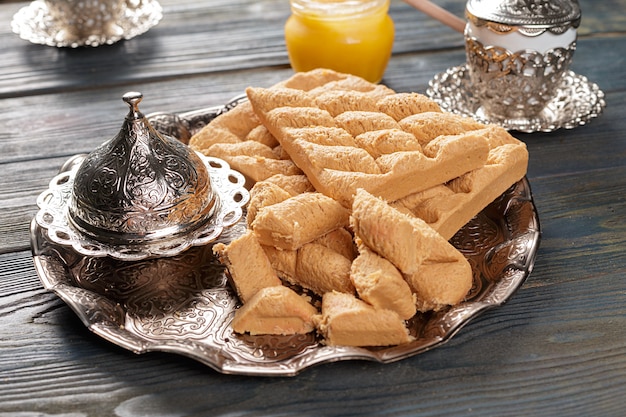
[
  {"xmin": 0, "ymin": 0, "xmax": 464, "ymax": 99},
  {"xmin": 0, "ymin": 0, "xmax": 621, "ymax": 98},
  {"xmin": 1, "ymin": 0, "xmax": 625, "ymax": 415}
]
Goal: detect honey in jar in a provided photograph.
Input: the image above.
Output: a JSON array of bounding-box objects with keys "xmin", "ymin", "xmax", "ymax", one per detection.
[{"xmin": 285, "ymin": 0, "xmax": 395, "ymax": 83}]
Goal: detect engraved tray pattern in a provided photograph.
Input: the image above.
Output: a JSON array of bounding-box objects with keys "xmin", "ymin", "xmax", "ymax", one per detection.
[{"xmin": 31, "ymin": 101, "xmax": 541, "ymax": 377}]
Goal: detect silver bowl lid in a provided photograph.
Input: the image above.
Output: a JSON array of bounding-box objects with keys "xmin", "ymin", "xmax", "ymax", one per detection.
[
  {"xmin": 35, "ymin": 92, "xmax": 249, "ymax": 260},
  {"xmin": 466, "ymin": 0, "xmax": 581, "ymax": 29},
  {"xmin": 68, "ymin": 92, "xmax": 216, "ymax": 243}
]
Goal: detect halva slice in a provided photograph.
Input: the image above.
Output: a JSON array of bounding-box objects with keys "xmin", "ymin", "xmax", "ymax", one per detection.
[
  {"xmin": 261, "ymin": 226, "xmax": 355, "ymax": 286},
  {"xmin": 398, "ymin": 111, "xmax": 486, "ymax": 147},
  {"xmin": 350, "ymin": 188, "xmax": 435, "ymax": 275},
  {"xmin": 262, "ymin": 244, "xmax": 298, "ymax": 281},
  {"xmin": 246, "ymin": 180, "xmax": 293, "ymax": 226},
  {"xmin": 351, "ymin": 189, "xmax": 473, "ymax": 312},
  {"xmin": 314, "ymin": 291, "xmax": 413, "ymax": 347},
  {"xmin": 262, "ymin": 240, "xmax": 356, "ymax": 296},
  {"xmin": 405, "ymin": 258, "xmax": 473, "ymax": 313},
  {"xmin": 246, "ymin": 85, "xmax": 490, "ymax": 207},
  {"xmin": 251, "ymin": 192, "xmax": 350, "ymax": 250},
  {"xmin": 213, "ymin": 230, "xmax": 281, "ymax": 303},
  {"xmin": 231, "ymin": 285, "xmax": 318, "ymax": 335},
  {"xmin": 262, "ymin": 173, "xmax": 315, "ymax": 195},
  {"xmin": 314, "ymin": 227, "xmax": 357, "ymax": 261},
  {"xmin": 392, "ymin": 125, "xmax": 528, "ymax": 240},
  {"xmin": 376, "ymin": 92, "xmax": 443, "ymax": 121},
  {"xmin": 350, "ymin": 244, "xmax": 416, "ymax": 320},
  {"xmin": 294, "ymin": 243, "xmax": 355, "ymax": 295}
]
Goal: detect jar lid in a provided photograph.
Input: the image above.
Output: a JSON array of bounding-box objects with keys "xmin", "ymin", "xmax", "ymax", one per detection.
[
  {"xmin": 290, "ymin": 0, "xmax": 389, "ymax": 18},
  {"xmin": 466, "ymin": 0, "xmax": 581, "ymax": 29}
]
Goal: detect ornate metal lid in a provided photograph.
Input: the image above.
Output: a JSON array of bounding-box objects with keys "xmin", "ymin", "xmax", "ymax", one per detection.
[
  {"xmin": 466, "ymin": 0, "xmax": 581, "ymax": 29},
  {"xmin": 34, "ymin": 92, "xmax": 249, "ymax": 260},
  {"xmin": 68, "ymin": 92, "xmax": 217, "ymax": 243}
]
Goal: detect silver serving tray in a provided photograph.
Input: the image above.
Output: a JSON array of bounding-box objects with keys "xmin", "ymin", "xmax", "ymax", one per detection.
[{"xmin": 31, "ymin": 99, "xmax": 541, "ymax": 376}]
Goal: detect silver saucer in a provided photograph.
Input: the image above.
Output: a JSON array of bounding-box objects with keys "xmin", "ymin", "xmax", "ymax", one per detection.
[
  {"xmin": 11, "ymin": 0, "xmax": 162, "ymax": 48},
  {"xmin": 427, "ymin": 64, "xmax": 606, "ymax": 133},
  {"xmin": 35, "ymin": 154, "xmax": 249, "ymax": 261}
]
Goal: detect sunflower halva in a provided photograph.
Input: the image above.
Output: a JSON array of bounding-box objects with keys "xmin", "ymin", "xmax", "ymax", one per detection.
[{"xmin": 199, "ymin": 69, "xmax": 528, "ymax": 347}]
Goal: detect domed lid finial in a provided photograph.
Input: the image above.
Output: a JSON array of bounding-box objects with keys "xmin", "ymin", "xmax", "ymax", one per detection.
[{"xmin": 123, "ymin": 91, "xmax": 144, "ymax": 119}]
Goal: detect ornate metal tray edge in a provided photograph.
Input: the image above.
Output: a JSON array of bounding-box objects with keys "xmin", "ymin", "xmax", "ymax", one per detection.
[{"xmin": 30, "ymin": 97, "xmax": 541, "ymax": 377}]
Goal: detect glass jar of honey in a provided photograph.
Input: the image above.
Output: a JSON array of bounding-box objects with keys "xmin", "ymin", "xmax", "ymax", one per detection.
[{"xmin": 285, "ymin": 0, "xmax": 395, "ymax": 83}]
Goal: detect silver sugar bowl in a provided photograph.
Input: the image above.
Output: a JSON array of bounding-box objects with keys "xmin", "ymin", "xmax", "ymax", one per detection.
[
  {"xmin": 464, "ymin": 0, "xmax": 581, "ymax": 121},
  {"xmin": 35, "ymin": 92, "xmax": 249, "ymax": 260},
  {"xmin": 11, "ymin": 0, "xmax": 163, "ymax": 48}
]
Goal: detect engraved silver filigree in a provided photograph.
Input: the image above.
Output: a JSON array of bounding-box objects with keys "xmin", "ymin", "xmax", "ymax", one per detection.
[
  {"xmin": 464, "ymin": 34, "xmax": 576, "ymax": 120},
  {"xmin": 36, "ymin": 153, "xmax": 248, "ymax": 260},
  {"xmin": 466, "ymin": 0, "xmax": 581, "ymax": 36},
  {"xmin": 30, "ymin": 93, "xmax": 541, "ymax": 375},
  {"xmin": 68, "ymin": 92, "xmax": 218, "ymax": 244},
  {"xmin": 35, "ymin": 92, "xmax": 249, "ymax": 260},
  {"xmin": 426, "ymin": 64, "xmax": 606, "ymax": 133},
  {"xmin": 11, "ymin": 0, "xmax": 162, "ymax": 48}
]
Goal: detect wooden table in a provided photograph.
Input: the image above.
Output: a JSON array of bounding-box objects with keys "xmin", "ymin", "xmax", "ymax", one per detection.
[{"xmin": 1, "ymin": 0, "xmax": 625, "ymax": 415}]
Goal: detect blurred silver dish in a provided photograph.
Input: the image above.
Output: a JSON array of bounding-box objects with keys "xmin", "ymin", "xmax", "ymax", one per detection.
[
  {"xmin": 35, "ymin": 92, "xmax": 249, "ymax": 261},
  {"xmin": 427, "ymin": 64, "xmax": 606, "ymax": 133},
  {"xmin": 11, "ymin": 0, "xmax": 162, "ymax": 48}
]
